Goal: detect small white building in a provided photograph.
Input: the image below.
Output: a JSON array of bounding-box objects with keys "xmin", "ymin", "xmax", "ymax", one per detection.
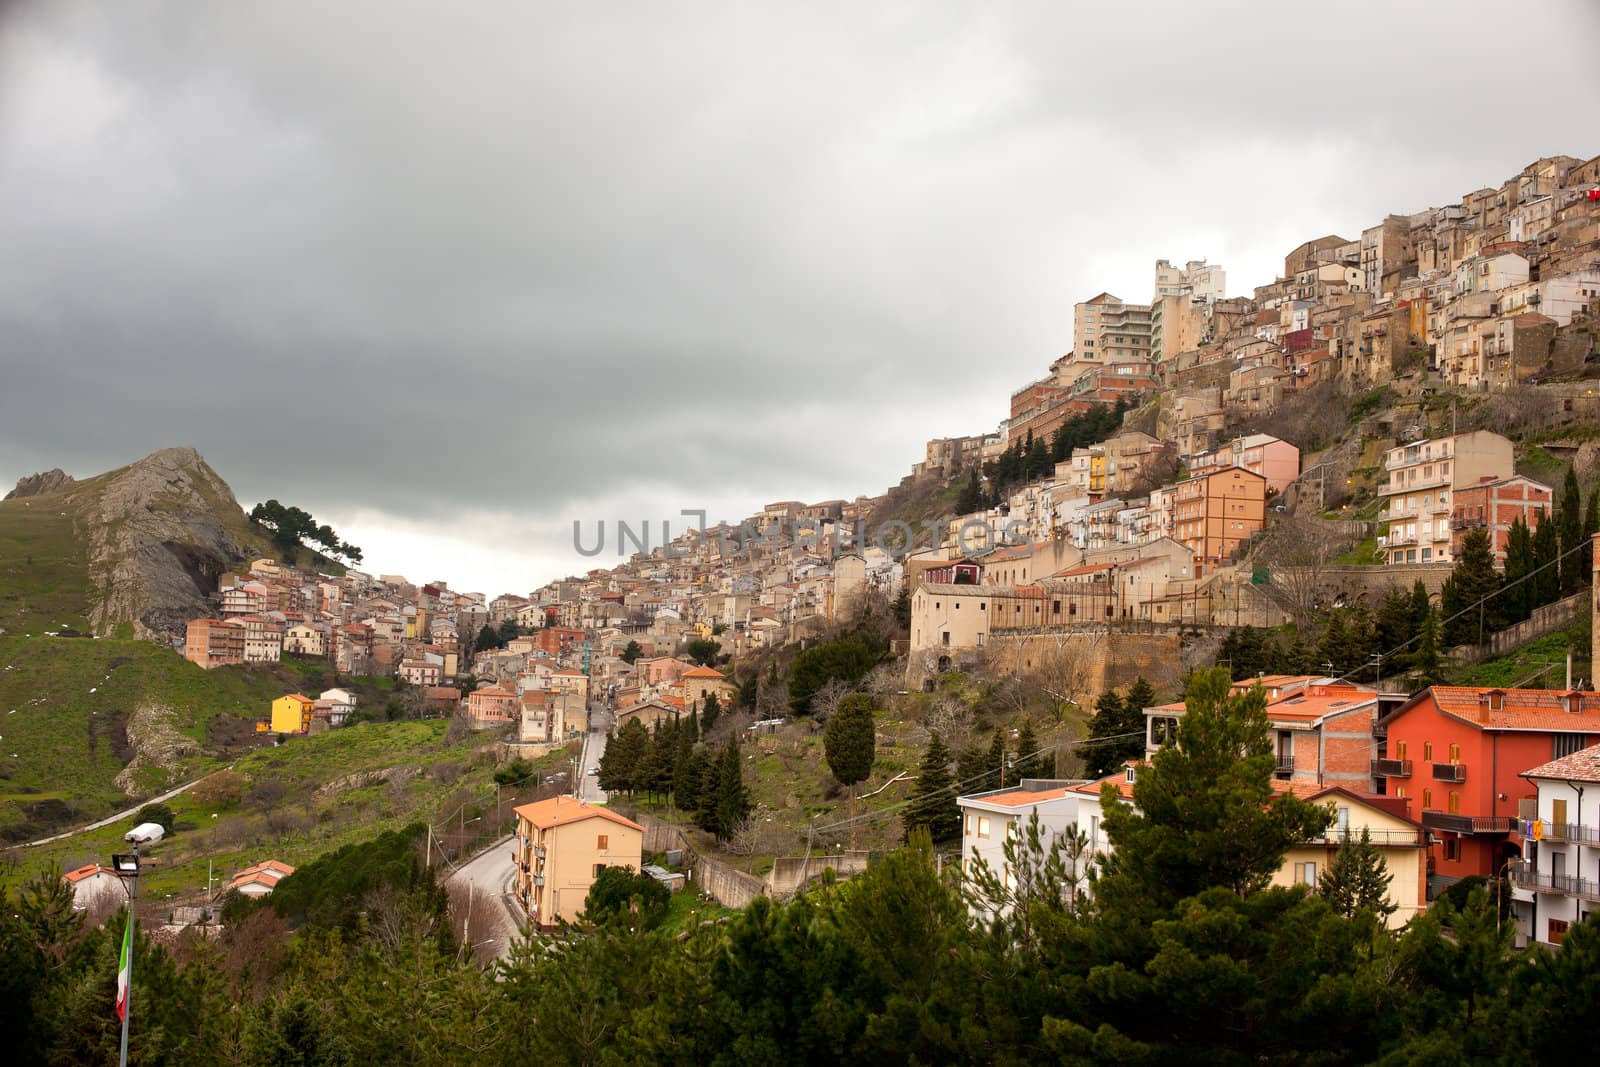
[
  {"xmin": 1511, "ymin": 742, "xmax": 1600, "ymax": 948},
  {"xmin": 62, "ymin": 863, "xmax": 123, "ymax": 912},
  {"xmin": 957, "ymin": 781, "xmax": 1088, "ymax": 915},
  {"xmin": 225, "ymin": 859, "xmax": 295, "ymax": 899}
]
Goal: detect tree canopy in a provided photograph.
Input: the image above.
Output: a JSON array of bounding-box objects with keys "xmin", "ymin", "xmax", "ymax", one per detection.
[{"xmin": 249, "ymin": 499, "xmax": 363, "ymax": 564}]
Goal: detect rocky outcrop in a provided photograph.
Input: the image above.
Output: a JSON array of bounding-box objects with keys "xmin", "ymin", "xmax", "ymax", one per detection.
[
  {"xmin": 113, "ymin": 702, "xmax": 199, "ymax": 794},
  {"xmin": 6, "ymin": 468, "xmax": 76, "ymax": 499},
  {"xmin": 74, "ymin": 447, "xmax": 263, "ymax": 640}
]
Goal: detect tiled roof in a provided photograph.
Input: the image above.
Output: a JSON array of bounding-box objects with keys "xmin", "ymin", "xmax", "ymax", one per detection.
[
  {"xmin": 681, "ymin": 666, "xmax": 726, "ymax": 679},
  {"xmin": 63, "ymin": 863, "xmax": 113, "ymax": 884},
  {"xmin": 1423, "ymin": 686, "xmax": 1600, "ymax": 731},
  {"xmin": 963, "ymin": 785, "xmax": 1077, "ymax": 808},
  {"xmin": 1522, "ymin": 741, "xmax": 1600, "ymax": 782},
  {"xmin": 513, "ymin": 795, "xmax": 645, "ymax": 833}
]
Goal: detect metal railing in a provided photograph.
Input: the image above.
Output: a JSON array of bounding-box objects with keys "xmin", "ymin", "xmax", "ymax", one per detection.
[
  {"xmin": 1537, "ymin": 821, "xmax": 1600, "ymax": 846},
  {"xmin": 1372, "ymin": 758, "xmax": 1413, "ymax": 778},
  {"xmin": 1275, "ymin": 754, "xmax": 1296, "ymax": 776},
  {"xmin": 1421, "ymin": 812, "xmax": 1515, "ymax": 835},
  {"xmin": 1431, "ymin": 762, "xmax": 1467, "ymax": 783},
  {"xmin": 1305, "ymin": 828, "xmax": 1429, "ymax": 847},
  {"xmin": 1510, "ymin": 861, "xmax": 1600, "ymax": 902}
]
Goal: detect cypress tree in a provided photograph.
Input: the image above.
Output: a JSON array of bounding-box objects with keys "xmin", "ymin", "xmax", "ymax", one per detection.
[
  {"xmin": 701, "ymin": 691, "xmax": 722, "ymax": 734},
  {"xmin": 1445, "ymin": 528, "xmax": 1503, "ymax": 646},
  {"xmin": 1584, "ymin": 487, "xmax": 1599, "ymax": 585},
  {"xmin": 672, "ymin": 736, "xmax": 702, "ymax": 813},
  {"xmin": 1014, "ymin": 720, "xmax": 1042, "ymax": 781},
  {"xmin": 1502, "ymin": 515, "xmax": 1533, "ymax": 624},
  {"xmin": 985, "ymin": 729, "xmax": 1006, "ymax": 792},
  {"xmin": 1533, "ymin": 512, "xmax": 1559, "ymax": 609},
  {"xmin": 712, "ymin": 737, "xmax": 751, "ymax": 841},
  {"xmin": 1559, "ymin": 467, "xmax": 1584, "ymax": 596}
]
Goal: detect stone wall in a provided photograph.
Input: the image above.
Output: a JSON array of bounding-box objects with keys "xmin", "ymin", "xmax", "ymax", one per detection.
[
  {"xmin": 636, "ymin": 813, "xmax": 870, "ymax": 909},
  {"xmin": 1451, "ymin": 590, "xmax": 1583, "ymax": 666}
]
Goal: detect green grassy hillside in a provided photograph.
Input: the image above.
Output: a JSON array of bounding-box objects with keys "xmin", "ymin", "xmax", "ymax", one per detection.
[
  {"xmin": 0, "ymin": 499, "xmax": 93, "ymax": 635},
  {"xmin": 0, "ymin": 635, "xmax": 399, "ymax": 841}
]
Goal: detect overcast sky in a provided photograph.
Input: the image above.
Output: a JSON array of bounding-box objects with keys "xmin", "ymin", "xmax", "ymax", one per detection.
[{"xmin": 3, "ymin": 1, "xmax": 1598, "ymax": 594}]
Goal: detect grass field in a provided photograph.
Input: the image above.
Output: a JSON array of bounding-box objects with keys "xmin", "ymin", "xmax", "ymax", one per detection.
[
  {"xmin": 0, "ymin": 635, "xmax": 410, "ymax": 841},
  {"xmin": 1449, "ymin": 629, "xmax": 1587, "ymax": 690},
  {"xmin": 0, "ymin": 498, "xmax": 92, "ymax": 635}
]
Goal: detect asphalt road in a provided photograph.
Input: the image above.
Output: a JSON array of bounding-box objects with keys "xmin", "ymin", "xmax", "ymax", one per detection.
[
  {"xmin": 23, "ymin": 767, "xmax": 228, "ymax": 848},
  {"xmin": 446, "ymin": 833, "xmax": 524, "ymax": 961},
  {"xmin": 579, "ymin": 701, "xmax": 609, "ymax": 802}
]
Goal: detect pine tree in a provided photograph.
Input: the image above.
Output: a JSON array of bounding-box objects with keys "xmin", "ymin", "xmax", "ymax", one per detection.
[
  {"xmin": 598, "ymin": 718, "xmax": 649, "ymax": 795},
  {"xmin": 620, "ymin": 640, "xmax": 642, "ymax": 664},
  {"xmin": 1559, "ymin": 466, "xmax": 1584, "ymax": 596},
  {"xmin": 712, "ymin": 737, "xmax": 751, "ymax": 841},
  {"xmin": 701, "ymin": 691, "xmax": 721, "ymax": 734},
  {"xmin": 1014, "ymin": 720, "xmax": 1043, "ymax": 781},
  {"xmin": 1408, "ymin": 578, "xmax": 1432, "ymax": 637},
  {"xmin": 985, "ymin": 729, "xmax": 1006, "ymax": 792},
  {"xmin": 903, "ymin": 733, "xmax": 960, "ymax": 843},
  {"xmin": 824, "ymin": 695, "xmax": 876, "ymax": 790},
  {"xmin": 1319, "ymin": 610, "xmax": 1350, "ymax": 675},
  {"xmin": 1317, "ymin": 827, "xmax": 1397, "ymax": 919},
  {"xmin": 1084, "ymin": 686, "xmax": 1144, "ymax": 777},
  {"xmin": 1444, "ymin": 528, "xmax": 1502, "ymax": 646},
  {"xmin": 1375, "ymin": 586, "xmax": 1414, "ymax": 659}
]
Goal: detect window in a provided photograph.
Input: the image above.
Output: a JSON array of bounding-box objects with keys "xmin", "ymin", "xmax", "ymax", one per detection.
[
  {"xmin": 1444, "ymin": 837, "xmax": 1459, "ymax": 861},
  {"xmin": 1549, "ymin": 918, "xmax": 1570, "ymax": 944},
  {"xmin": 1448, "ymin": 792, "xmax": 1460, "ymax": 814},
  {"xmin": 1293, "ymin": 861, "xmax": 1318, "ymax": 885},
  {"xmin": 1553, "ymin": 798, "xmax": 1568, "ymax": 827},
  {"xmin": 964, "ymin": 814, "xmax": 972, "ymax": 835},
  {"xmin": 592, "ymin": 863, "xmax": 607, "ymax": 877},
  {"xmin": 1448, "ymin": 743, "xmax": 1460, "ymax": 763},
  {"xmin": 597, "ymin": 834, "xmax": 608, "ymax": 850},
  {"xmin": 977, "ymin": 817, "xmax": 991, "ymax": 839},
  {"xmin": 1423, "ymin": 789, "xmax": 1433, "ymax": 810},
  {"xmin": 1423, "ymin": 741, "xmax": 1433, "ymax": 762},
  {"xmin": 1088, "ymin": 815, "xmax": 1099, "ymax": 847},
  {"xmin": 1554, "ymin": 734, "xmax": 1584, "ymax": 758}
]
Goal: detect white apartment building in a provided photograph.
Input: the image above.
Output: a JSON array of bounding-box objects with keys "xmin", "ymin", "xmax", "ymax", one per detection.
[
  {"xmin": 1380, "ymin": 430, "xmax": 1513, "ymax": 565},
  {"xmin": 1511, "ymin": 742, "xmax": 1600, "ymax": 948}
]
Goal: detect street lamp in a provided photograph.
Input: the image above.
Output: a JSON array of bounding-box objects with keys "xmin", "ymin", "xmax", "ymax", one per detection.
[{"xmin": 113, "ymin": 823, "xmax": 164, "ymax": 1067}]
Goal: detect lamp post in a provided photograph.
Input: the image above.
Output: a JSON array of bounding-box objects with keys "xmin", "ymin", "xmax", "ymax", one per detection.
[{"xmin": 112, "ymin": 822, "xmax": 163, "ymax": 1067}]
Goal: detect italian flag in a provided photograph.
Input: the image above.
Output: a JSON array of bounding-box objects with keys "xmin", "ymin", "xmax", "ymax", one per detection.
[{"xmin": 115, "ymin": 916, "xmax": 132, "ymax": 1022}]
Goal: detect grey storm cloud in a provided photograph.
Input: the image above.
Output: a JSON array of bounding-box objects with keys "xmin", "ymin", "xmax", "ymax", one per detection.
[{"xmin": 2, "ymin": 0, "xmax": 1598, "ymax": 586}]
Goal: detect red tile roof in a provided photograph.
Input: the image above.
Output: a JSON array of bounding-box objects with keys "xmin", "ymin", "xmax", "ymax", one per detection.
[
  {"xmin": 1522, "ymin": 741, "xmax": 1600, "ymax": 783},
  {"xmin": 513, "ymin": 795, "xmax": 644, "ymax": 833},
  {"xmin": 1420, "ymin": 686, "xmax": 1600, "ymax": 732}
]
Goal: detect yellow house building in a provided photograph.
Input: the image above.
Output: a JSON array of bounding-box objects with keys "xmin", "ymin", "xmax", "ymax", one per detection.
[
  {"xmin": 270, "ymin": 693, "xmax": 316, "ymax": 735},
  {"xmin": 1272, "ymin": 786, "xmax": 1430, "ymax": 928},
  {"xmin": 512, "ymin": 795, "xmax": 645, "ymax": 929}
]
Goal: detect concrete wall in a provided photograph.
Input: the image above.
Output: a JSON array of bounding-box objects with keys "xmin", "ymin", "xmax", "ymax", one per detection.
[
  {"xmin": 637, "ymin": 813, "xmax": 870, "ymax": 909},
  {"xmin": 1452, "ymin": 590, "xmax": 1583, "ymax": 664}
]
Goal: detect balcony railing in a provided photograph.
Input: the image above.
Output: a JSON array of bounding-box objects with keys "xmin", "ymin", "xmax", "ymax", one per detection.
[
  {"xmin": 1536, "ymin": 821, "xmax": 1600, "ymax": 846},
  {"xmin": 1421, "ymin": 812, "xmax": 1515, "ymax": 835},
  {"xmin": 1306, "ymin": 828, "xmax": 1429, "ymax": 848},
  {"xmin": 1432, "ymin": 762, "xmax": 1468, "ymax": 783},
  {"xmin": 1510, "ymin": 861, "xmax": 1600, "ymax": 903},
  {"xmin": 1275, "ymin": 754, "xmax": 1296, "ymax": 777},
  {"xmin": 1372, "ymin": 758, "xmax": 1413, "ymax": 778},
  {"xmin": 1450, "ymin": 516, "xmax": 1485, "ymax": 531}
]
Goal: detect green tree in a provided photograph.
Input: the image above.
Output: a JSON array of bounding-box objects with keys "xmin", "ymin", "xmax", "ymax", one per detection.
[
  {"xmin": 620, "ymin": 640, "xmax": 642, "ymax": 664},
  {"xmin": 1318, "ymin": 827, "xmax": 1397, "ymax": 919},
  {"xmin": 1584, "ymin": 485, "xmax": 1599, "ymax": 585},
  {"xmin": 1013, "ymin": 719, "xmax": 1044, "ymax": 781},
  {"xmin": 700, "ymin": 691, "xmax": 722, "ymax": 733},
  {"xmin": 1096, "ymin": 668, "xmax": 1333, "ymax": 914},
  {"xmin": 1534, "ymin": 508, "xmax": 1560, "ymax": 608},
  {"xmin": 1412, "ymin": 604, "xmax": 1444, "ymax": 686},
  {"xmin": 787, "ymin": 637, "xmax": 880, "ymax": 714},
  {"xmin": 1083, "ymin": 685, "xmax": 1145, "ymax": 777},
  {"xmin": 685, "ymin": 638, "xmax": 722, "ymax": 667},
  {"xmin": 1502, "ymin": 514, "xmax": 1534, "ymax": 623},
  {"xmin": 955, "ymin": 466, "xmax": 984, "ymax": 514},
  {"xmin": 583, "ymin": 867, "xmax": 671, "ymax": 931},
  {"xmin": 824, "ymin": 694, "xmax": 876, "ymax": 790},
  {"xmin": 711, "ymin": 737, "xmax": 752, "ymax": 841},
  {"xmin": 599, "ymin": 718, "xmax": 649, "ymax": 795},
  {"xmin": 903, "ymin": 733, "xmax": 959, "ymax": 843},
  {"xmin": 1443, "ymin": 528, "xmax": 1503, "ymax": 646},
  {"xmin": 475, "ymin": 624, "xmax": 502, "ymax": 653},
  {"xmin": 1560, "ymin": 465, "xmax": 1584, "ymax": 595},
  {"xmin": 673, "ymin": 738, "xmax": 706, "ymax": 814}
]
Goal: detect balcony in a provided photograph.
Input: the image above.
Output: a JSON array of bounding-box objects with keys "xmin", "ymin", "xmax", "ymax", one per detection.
[
  {"xmin": 1421, "ymin": 812, "xmax": 1515, "ymax": 835},
  {"xmin": 1450, "ymin": 515, "xmax": 1485, "ymax": 532},
  {"xmin": 1537, "ymin": 821, "xmax": 1600, "ymax": 846},
  {"xmin": 1372, "ymin": 758, "xmax": 1413, "ymax": 778},
  {"xmin": 1510, "ymin": 861, "xmax": 1600, "ymax": 903},
  {"xmin": 1274, "ymin": 754, "xmax": 1296, "ymax": 777},
  {"xmin": 1432, "ymin": 762, "xmax": 1467, "ymax": 783},
  {"xmin": 1308, "ymin": 828, "xmax": 1429, "ymax": 848}
]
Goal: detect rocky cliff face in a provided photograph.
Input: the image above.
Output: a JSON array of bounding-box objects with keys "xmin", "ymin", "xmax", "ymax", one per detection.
[
  {"xmin": 5, "ymin": 468, "xmax": 76, "ymax": 499},
  {"xmin": 7, "ymin": 448, "xmax": 266, "ymax": 639},
  {"xmin": 81, "ymin": 447, "xmax": 262, "ymax": 639}
]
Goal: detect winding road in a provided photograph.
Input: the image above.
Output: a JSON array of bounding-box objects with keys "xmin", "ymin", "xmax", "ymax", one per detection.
[{"xmin": 22, "ymin": 768, "xmax": 224, "ymax": 848}]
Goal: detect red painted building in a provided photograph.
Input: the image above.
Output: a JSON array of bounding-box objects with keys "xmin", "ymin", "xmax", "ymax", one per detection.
[
  {"xmin": 1448, "ymin": 474, "xmax": 1552, "ymax": 563},
  {"xmin": 1377, "ymin": 686, "xmax": 1600, "ymax": 896}
]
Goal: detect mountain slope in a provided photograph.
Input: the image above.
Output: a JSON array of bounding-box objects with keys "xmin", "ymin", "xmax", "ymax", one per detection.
[{"xmin": 1, "ymin": 446, "xmax": 290, "ymax": 639}]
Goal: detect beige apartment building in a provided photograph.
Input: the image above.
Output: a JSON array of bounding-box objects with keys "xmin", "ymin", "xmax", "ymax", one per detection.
[
  {"xmin": 1072, "ymin": 292, "xmax": 1152, "ymax": 366},
  {"xmin": 513, "ymin": 795, "xmax": 644, "ymax": 930},
  {"xmin": 1380, "ymin": 430, "xmax": 1514, "ymax": 565}
]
